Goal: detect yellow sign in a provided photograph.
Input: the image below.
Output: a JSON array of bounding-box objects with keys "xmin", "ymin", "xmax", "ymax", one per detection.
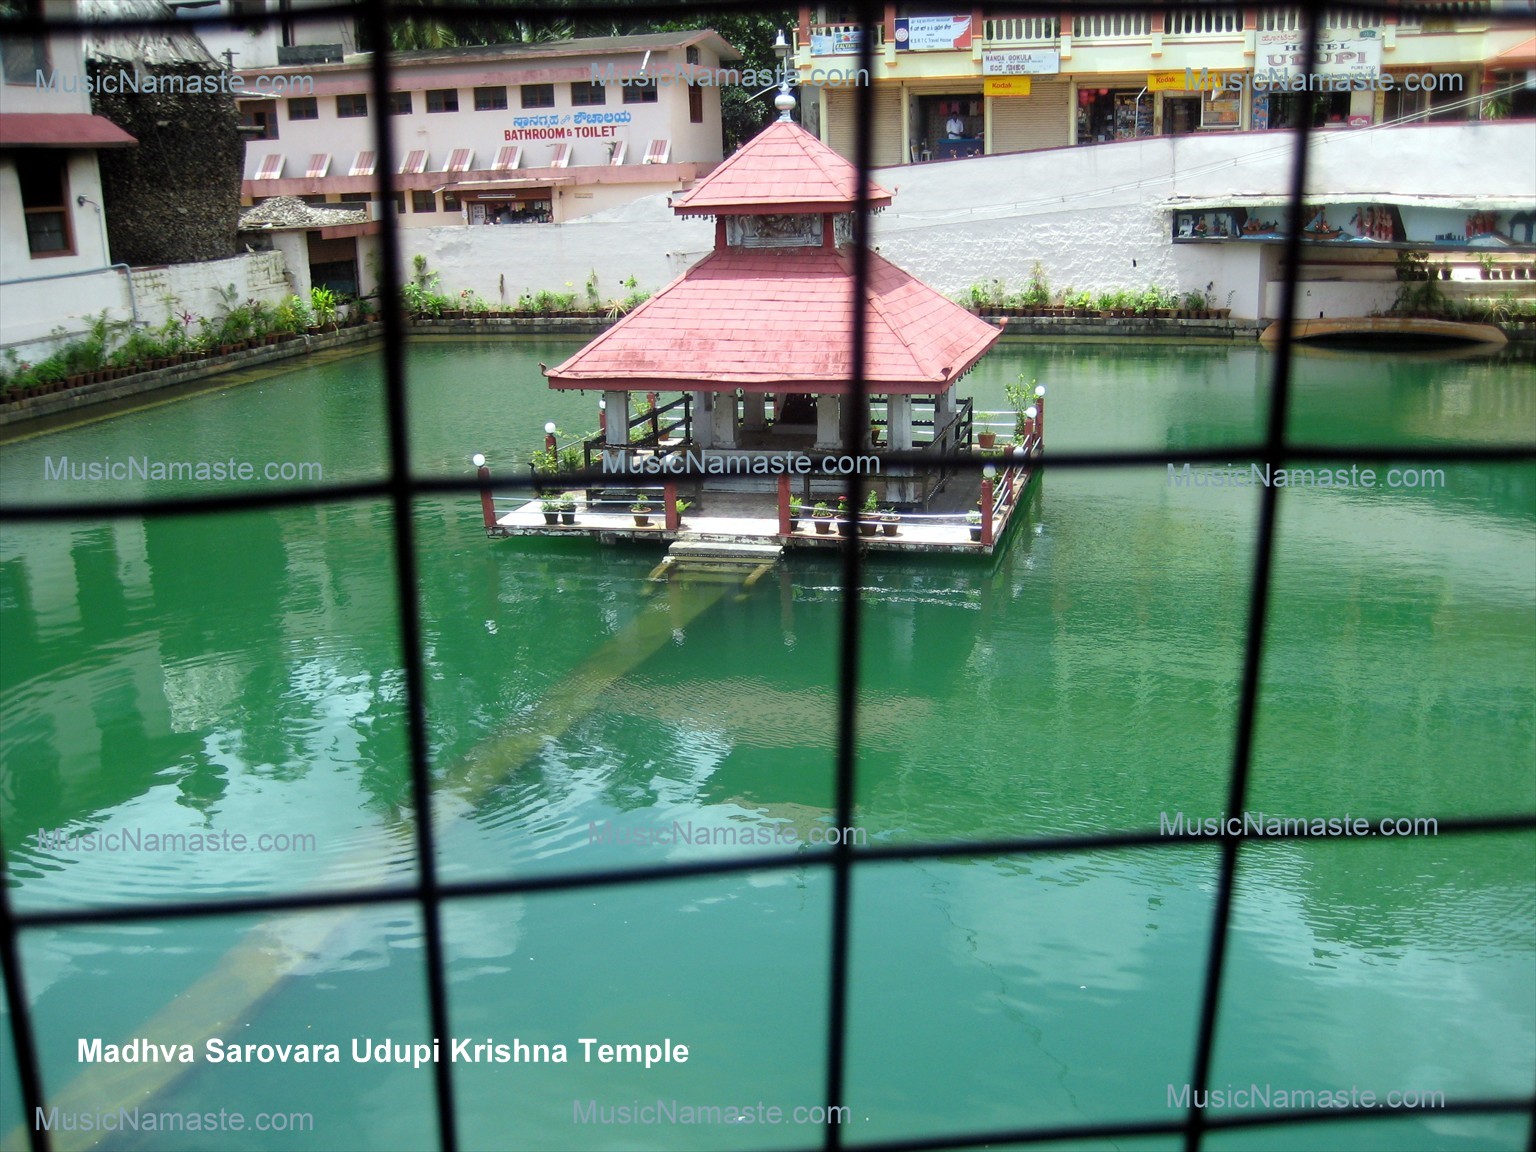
[
  {"xmin": 1149, "ymin": 68, "xmax": 1236, "ymax": 92},
  {"xmin": 984, "ymin": 76, "xmax": 1032, "ymax": 97}
]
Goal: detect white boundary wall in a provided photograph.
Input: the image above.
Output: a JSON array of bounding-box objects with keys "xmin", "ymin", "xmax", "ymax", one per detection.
[{"xmin": 398, "ymin": 120, "xmax": 1535, "ymax": 321}]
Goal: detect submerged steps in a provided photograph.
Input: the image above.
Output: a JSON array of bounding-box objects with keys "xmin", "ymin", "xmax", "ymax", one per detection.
[{"xmin": 647, "ymin": 539, "xmax": 783, "ymax": 587}]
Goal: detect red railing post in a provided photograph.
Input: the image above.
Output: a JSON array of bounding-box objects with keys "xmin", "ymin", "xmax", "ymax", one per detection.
[
  {"xmin": 663, "ymin": 481, "xmax": 679, "ymax": 530},
  {"xmin": 980, "ymin": 478, "xmax": 995, "ymax": 546},
  {"xmin": 777, "ymin": 474, "xmax": 791, "ymax": 536},
  {"xmin": 478, "ymin": 464, "xmax": 496, "ymax": 532}
]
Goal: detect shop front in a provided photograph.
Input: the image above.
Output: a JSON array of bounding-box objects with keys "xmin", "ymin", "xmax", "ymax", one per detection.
[
  {"xmin": 1075, "ymin": 83, "xmax": 1152, "ymax": 143},
  {"xmin": 917, "ymin": 92, "xmax": 984, "ymax": 159},
  {"xmin": 447, "ymin": 179, "xmax": 569, "ymax": 225}
]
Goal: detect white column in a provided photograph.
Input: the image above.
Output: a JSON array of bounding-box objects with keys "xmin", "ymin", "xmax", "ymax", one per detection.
[
  {"xmin": 711, "ymin": 389, "xmax": 739, "ymax": 448},
  {"xmin": 602, "ymin": 389, "xmax": 631, "ymax": 471},
  {"xmin": 814, "ymin": 394, "xmax": 841, "ymax": 451},
  {"xmin": 691, "ymin": 390, "xmax": 715, "ymax": 448},
  {"xmin": 887, "ymin": 393, "xmax": 913, "ymax": 452},
  {"xmin": 743, "ymin": 391, "xmax": 767, "ymax": 432}
]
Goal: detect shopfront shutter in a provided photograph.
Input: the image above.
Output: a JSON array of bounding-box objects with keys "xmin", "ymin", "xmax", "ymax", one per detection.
[
  {"xmin": 989, "ymin": 79, "xmax": 1071, "ymax": 154},
  {"xmin": 827, "ymin": 86, "xmax": 903, "ymax": 168}
]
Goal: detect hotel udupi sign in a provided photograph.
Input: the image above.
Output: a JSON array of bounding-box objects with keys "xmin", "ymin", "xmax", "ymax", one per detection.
[
  {"xmin": 982, "ymin": 48, "xmax": 1060, "ymax": 76},
  {"xmin": 984, "ymin": 76, "xmax": 1033, "ymax": 97},
  {"xmin": 1255, "ymin": 28, "xmax": 1383, "ymax": 79}
]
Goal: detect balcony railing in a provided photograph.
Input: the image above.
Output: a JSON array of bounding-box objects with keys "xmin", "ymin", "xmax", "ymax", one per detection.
[
  {"xmin": 1165, "ymin": 7, "xmax": 1244, "ymax": 36},
  {"xmin": 1075, "ymin": 11, "xmax": 1153, "ymax": 39},
  {"xmin": 982, "ymin": 15, "xmax": 1060, "ymax": 44},
  {"xmin": 796, "ymin": 5, "xmax": 1490, "ymax": 56}
]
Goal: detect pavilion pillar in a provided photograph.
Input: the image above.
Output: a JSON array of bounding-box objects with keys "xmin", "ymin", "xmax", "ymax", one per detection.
[
  {"xmin": 603, "ymin": 390, "xmax": 631, "ymax": 471},
  {"xmin": 743, "ymin": 391, "xmax": 768, "ymax": 433},
  {"xmin": 691, "ymin": 390, "xmax": 715, "ymax": 448},
  {"xmin": 814, "ymin": 394, "xmax": 841, "ymax": 451},
  {"xmin": 886, "ymin": 393, "xmax": 913, "ymax": 452},
  {"xmin": 885, "ymin": 392, "xmax": 920, "ymax": 505},
  {"xmin": 934, "ymin": 389, "xmax": 955, "ymax": 452},
  {"xmin": 712, "ymin": 389, "xmax": 740, "ymax": 448}
]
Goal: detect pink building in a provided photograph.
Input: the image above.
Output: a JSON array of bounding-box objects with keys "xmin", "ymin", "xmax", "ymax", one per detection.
[{"xmin": 236, "ymin": 31, "xmax": 741, "ymax": 227}]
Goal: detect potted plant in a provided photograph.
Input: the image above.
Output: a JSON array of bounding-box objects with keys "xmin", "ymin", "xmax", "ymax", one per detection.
[
  {"xmin": 834, "ymin": 494, "xmax": 850, "ymax": 535},
  {"xmin": 978, "ymin": 427, "xmax": 997, "ymax": 450},
  {"xmin": 540, "ymin": 498, "xmax": 561, "ymax": 526},
  {"xmin": 559, "ymin": 495, "xmax": 577, "ymax": 525},
  {"xmin": 967, "ymin": 510, "xmax": 983, "ymax": 543},
  {"xmin": 674, "ymin": 498, "xmax": 691, "ymax": 523},
  {"xmin": 631, "ymin": 499, "xmax": 653, "ymax": 527},
  {"xmin": 812, "ymin": 500, "xmax": 833, "ymax": 534},
  {"xmin": 880, "ymin": 507, "xmax": 900, "ymax": 537},
  {"xmin": 859, "ymin": 490, "xmax": 880, "ymax": 537},
  {"xmin": 788, "ymin": 495, "xmax": 803, "ymax": 532}
]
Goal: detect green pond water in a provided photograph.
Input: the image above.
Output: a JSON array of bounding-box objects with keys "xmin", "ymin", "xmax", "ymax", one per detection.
[{"xmin": 0, "ymin": 337, "xmax": 1532, "ymax": 1151}]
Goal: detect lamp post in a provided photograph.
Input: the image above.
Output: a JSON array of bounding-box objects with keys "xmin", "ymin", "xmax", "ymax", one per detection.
[{"xmin": 544, "ymin": 421, "xmax": 558, "ymax": 454}]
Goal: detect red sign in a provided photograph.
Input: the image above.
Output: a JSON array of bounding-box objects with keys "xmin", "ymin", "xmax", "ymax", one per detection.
[{"xmin": 1347, "ymin": 114, "xmax": 1371, "ymax": 129}]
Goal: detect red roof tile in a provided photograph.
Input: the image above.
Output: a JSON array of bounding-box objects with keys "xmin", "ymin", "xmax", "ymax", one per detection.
[
  {"xmin": 670, "ymin": 120, "xmax": 891, "ymax": 216},
  {"xmin": 545, "ymin": 246, "xmax": 998, "ymax": 394}
]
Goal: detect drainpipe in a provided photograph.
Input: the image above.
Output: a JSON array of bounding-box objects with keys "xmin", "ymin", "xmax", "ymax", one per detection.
[{"xmin": 0, "ymin": 263, "xmax": 140, "ymax": 328}]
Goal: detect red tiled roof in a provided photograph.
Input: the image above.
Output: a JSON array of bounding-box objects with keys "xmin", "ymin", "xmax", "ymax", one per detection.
[
  {"xmin": 545, "ymin": 246, "xmax": 998, "ymax": 394},
  {"xmin": 670, "ymin": 120, "xmax": 891, "ymax": 216},
  {"xmin": 0, "ymin": 113, "xmax": 136, "ymax": 148}
]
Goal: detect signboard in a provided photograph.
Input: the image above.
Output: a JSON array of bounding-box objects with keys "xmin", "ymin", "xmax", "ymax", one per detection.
[
  {"xmin": 983, "ymin": 48, "xmax": 1059, "ymax": 75},
  {"xmin": 985, "ymin": 76, "xmax": 1033, "ymax": 97},
  {"xmin": 1148, "ymin": 69, "xmax": 1243, "ymax": 91},
  {"xmin": 893, "ymin": 16, "xmax": 972, "ymax": 51},
  {"xmin": 1255, "ymin": 28, "xmax": 1382, "ymax": 80},
  {"xmin": 810, "ymin": 28, "xmax": 863, "ymax": 55}
]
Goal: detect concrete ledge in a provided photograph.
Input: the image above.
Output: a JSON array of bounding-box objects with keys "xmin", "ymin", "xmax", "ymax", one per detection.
[
  {"xmin": 0, "ymin": 325, "xmax": 379, "ymax": 428},
  {"xmin": 981, "ymin": 315, "xmax": 1266, "ymax": 341},
  {"xmin": 410, "ymin": 316, "xmax": 616, "ymax": 337}
]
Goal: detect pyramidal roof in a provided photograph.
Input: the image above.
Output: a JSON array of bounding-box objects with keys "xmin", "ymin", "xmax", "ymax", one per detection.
[
  {"xmin": 544, "ymin": 246, "xmax": 999, "ymax": 394},
  {"xmin": 671, "ymin": 119, "xmax": 892, "ymax": 216}
]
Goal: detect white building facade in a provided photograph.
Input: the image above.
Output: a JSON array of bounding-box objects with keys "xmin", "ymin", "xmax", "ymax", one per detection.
[{"xmin": 0, "ymin": 0, "xmax": 139, "ymax": 355}]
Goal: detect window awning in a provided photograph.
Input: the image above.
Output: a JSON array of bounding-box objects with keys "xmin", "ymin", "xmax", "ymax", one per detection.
[{"xmin": 0, "ymin": 113, "xmax": 137, "ymax": 148}]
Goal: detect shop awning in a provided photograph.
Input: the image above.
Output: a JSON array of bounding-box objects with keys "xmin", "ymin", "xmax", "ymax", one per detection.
[
  {"xmin": 0, "ymin": 113, "xmax": 136, "ymax": 148},
  {"xmin": 438, "ymin": 177, "xmax": 573, "ymax": 193},
  {"xmin": 1487, "ymin": 36, "xmax": 1536, "ymax": 67}
]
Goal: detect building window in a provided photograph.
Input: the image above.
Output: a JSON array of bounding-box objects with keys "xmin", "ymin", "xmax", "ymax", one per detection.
[
  {"xmin": 473, "ymin": 86, "xmax": 507, "ymax": 112},
  {"xmin": 570, "ymin": 81, "xmax": 605, "ymax": 106},
  {"xmin": 411, "ymin": 190, "xmax": 436, "ymax": 213},
  {"xmin": 443, "ymin": 191, "xmax": 461, "ymax": 212},
  {"xmin": 288, "ymin": 96, "xmax": 318, "ymax": 120},
  {"xmin": 336, "ymin": 93, "xmax": 368, "ymax": 118},
  {"xmin": 520, "ymin": 83, "xmax": 555, "ymax": 109},
  {"xmin": 426, "ymin": 88, "xmax": 458, "ymax": 114},
  {"xmin": 686, "ymin": 46, "xmax": 700, "ymax": 65},
  {"xmin": 688, "ymin": 84, "xmax": 704, "ymax": 123},
  {"xmin": 622, "ymin": 80, "xmax": 658, "ymax": 105},
  {"xmin": 239, "ymin": 101, "xmax": 278, "ymax": 139},
  {"xmin": 1, "ymin": 0, "xmax": 48, "ymax": 84},
  {"xmin": 387, "ymin": 91, "xmax": 412, "ymax": 115},
  {"xmin": 389, "ymin": 190, "xmax": 406, "ymax": 215},
  {"xmin": 17, "ymin": 151, "xmax": 71, "ymax": 256}
]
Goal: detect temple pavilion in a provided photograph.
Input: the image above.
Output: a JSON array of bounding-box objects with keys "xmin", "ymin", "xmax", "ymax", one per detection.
[{"xmin": 542, "ymin": 101, "xmax": 1001, "ymax": 508}]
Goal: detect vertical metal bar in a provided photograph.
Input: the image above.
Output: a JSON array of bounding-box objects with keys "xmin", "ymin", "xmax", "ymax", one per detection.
[
  {"xmin": 364, "ymin": 2, "xmax": 458, "ymax": 1148},
  {"xmin": 0, "ymin": 852, "xmax": 51, "ymax": 1150},
  {"xmin": 823, "ymin": 2, "xmax": 878, "ymax": 1148},
  {"xmin": 1183, "ymin": 5, "xmax": 1321, "ymax": 1151}
]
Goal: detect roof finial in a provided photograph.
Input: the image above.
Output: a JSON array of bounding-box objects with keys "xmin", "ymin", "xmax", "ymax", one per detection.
[{"xmin": 775, "ymin": 84, "xmax": 796, "ymax": 120}]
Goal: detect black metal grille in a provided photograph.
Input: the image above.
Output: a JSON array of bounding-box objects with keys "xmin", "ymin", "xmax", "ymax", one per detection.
[{"xmin": 2, "ymin": 2, "xmax": 1534, "ymax": 1150}]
